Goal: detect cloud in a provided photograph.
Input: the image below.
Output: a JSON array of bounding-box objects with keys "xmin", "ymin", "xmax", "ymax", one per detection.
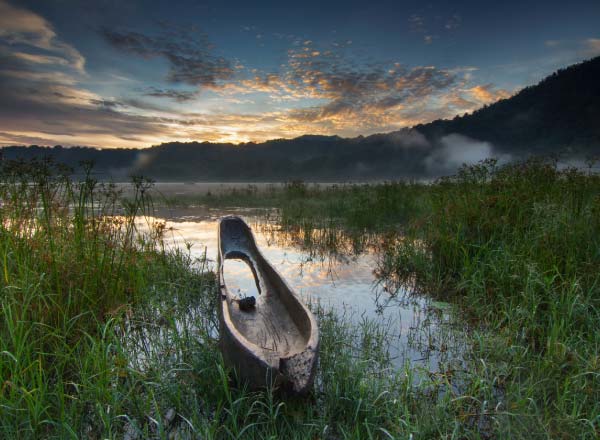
[
  {"xmin": 544, "ymin": 37, "xmax": 600, "ymax": 58},
  {"xmin": 0, "ymin": 83, "xmax": 178, "ymax": 148},
  {"xmin": 467, "ymin": 84, "xmax": 512, "ymax": 104},
  {"xmin": 425, "ymin": 134, "xmax": 493, "ymax": 174},
  {"xmin": 0, "ymin": 0, "xmax": 85, "ymax": 73},
  {"xmin": 89, "ymin": 99, "xmax": 121, "ymax": 108},
  {"xmin": 582, "ymin": 38, "xmax": 600, "ymax": 57},
  {"xmin": 0, "ymin": 131, "xmax": 57, "ymax": 146},
  {"xmin": 545, "ymin": 40, "xmax": 561, "ymax": 48},
  {"xmin": 143, "ymin": 87, "xmax": 199, "ymax": 102},
  {"xmin": 277, "ymin": 44, "xmax": 457, "ymax": 125},
  {"xmin": 222, "ymin": 41, "xmax": 512, "ymax": 137},
  {"xmin": 408, "ymin": 12, "xmax": 461, "ymax": 42},
  {"xmin": 236, "ymin": 73, "xmax": 291, "ymax": 95},
  {"xmin": 439, "ymin": 83, "xmax": 513, "ymax": 115},
  {"xmin": 0, "ymin": 0, "xmax": 99, "ymax": 137},
  {"xmin": 0, "ymin": 3, "xmax": 157, "ymax": 147},
  {"xmin": 385, "ymin": 129, "xmax": 430, "ymax": 148},
  {"xmin": 408, "ymin": 14, "xmax": 426, "ymax": 33},
  {"xmin": 425, "ymin": 134, "xmax": 511, "ymax": 175},
  {"xmin": 444, "ymin": 14, "xmax": 462, "ymax": 31},
  {"xmin": 100, "ymin": 26, "xmax": 234, "ymax": 87}
]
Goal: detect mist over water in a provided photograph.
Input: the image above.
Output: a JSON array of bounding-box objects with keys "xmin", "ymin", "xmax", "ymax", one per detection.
[{"xmin": 425, "ymin": 133, "xmax": 512, "ymax": 175}]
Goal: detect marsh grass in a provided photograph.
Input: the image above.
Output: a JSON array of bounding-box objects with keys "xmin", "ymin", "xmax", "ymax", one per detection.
[
  {"xmin": 0, "ymin": 158, "xmax": 174, "ymax": 436},
  {"xmin": 161, "ymin": 180, "xmax": 427, "ymax": 232},
  {"xmin": 4, "ymin": 156, "xmax": 597, "ymax": 438},
  {"xmin": 0, "ymin": 159, "xmax": 485, "ymax": 439}
]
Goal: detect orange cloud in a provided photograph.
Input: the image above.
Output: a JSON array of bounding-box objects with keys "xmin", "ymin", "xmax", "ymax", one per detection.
[{"xmin": 467, "ymin": 84, "xmax": 512, "ymax": 104}]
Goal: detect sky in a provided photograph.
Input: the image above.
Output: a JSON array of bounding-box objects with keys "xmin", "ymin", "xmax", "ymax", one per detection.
[{"xmin": 0, "ymin": 0, "xmax": 599, "ymax": 148}]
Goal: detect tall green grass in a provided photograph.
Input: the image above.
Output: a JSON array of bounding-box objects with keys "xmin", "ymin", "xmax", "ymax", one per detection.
[
  {"xmin": 0, "ymin": 158, "xmax": 175, "ymax": 436},
  {"xmin": 277, "ymin": 181, "xmax": 427, "ymax": 231}
]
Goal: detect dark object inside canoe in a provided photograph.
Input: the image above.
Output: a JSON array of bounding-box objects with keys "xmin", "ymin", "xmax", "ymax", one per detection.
[{"xmin": 238, "ymin": 296, "xmax": 256, "ymax": 311}]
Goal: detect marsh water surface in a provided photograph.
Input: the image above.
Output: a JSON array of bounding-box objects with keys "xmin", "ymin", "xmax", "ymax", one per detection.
[{"xmin": 137, "ymin": 205, "xmax": 467, "ymax": 375}]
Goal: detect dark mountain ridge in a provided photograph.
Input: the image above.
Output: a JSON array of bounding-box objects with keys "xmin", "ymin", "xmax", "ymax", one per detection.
[{"xmin": 2, "ymin": 56, "xmax": 599, "ymax": 181}]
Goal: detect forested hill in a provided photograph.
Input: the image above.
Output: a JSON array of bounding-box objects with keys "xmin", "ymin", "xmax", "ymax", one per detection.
[
  {"xmin": 415, "ymin": 56, "xmax": 600, "ymax": 154},
  {"xmin": 2, "ymin": 56, "xmax": 599, "ymax": 181}
]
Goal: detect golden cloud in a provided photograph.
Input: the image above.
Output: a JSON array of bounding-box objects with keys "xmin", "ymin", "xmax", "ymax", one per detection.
[{"xmin": 467, "ymin": 84, "xmax": 512, "ymax": 104}]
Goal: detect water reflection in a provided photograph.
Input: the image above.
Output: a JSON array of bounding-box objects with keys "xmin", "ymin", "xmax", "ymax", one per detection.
[
  {"xmin": 135, "ymin": 206, "xmax": 467, "ymax": 374},
  {"xmin": 223, "ymin": 259, "xmax": 261, "ymax": 299}
]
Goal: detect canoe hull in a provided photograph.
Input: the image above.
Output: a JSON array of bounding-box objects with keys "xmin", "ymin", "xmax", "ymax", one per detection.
[
  {"xmin": 217, "ymin": 216, "xmax": 319, "ymax": 394},
  {"xmin": 219, "ymin": 316, "xmax": 282, "ymax": 389}
]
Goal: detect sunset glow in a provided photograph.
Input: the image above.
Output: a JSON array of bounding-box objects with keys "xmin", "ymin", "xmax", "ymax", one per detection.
[{"xmin": 1, "ymin": 0, "xmax": 599, "ymax": 148}]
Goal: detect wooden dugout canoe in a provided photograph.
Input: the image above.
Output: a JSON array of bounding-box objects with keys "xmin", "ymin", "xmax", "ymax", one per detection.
[{"xmin": 217, "ymin": 216, "xmax": 319, "ymax": 394}]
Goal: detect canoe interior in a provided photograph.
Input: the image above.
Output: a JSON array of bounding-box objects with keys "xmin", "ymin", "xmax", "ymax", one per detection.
[{"xmin": 219, "ymin": 217, "xmax": 312, "ymax": 363}]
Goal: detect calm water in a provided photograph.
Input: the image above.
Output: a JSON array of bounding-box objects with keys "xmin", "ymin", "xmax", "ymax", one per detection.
[{"xmin": 138, "ymin": 205, "xmax": 467, "ymax": 374}]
